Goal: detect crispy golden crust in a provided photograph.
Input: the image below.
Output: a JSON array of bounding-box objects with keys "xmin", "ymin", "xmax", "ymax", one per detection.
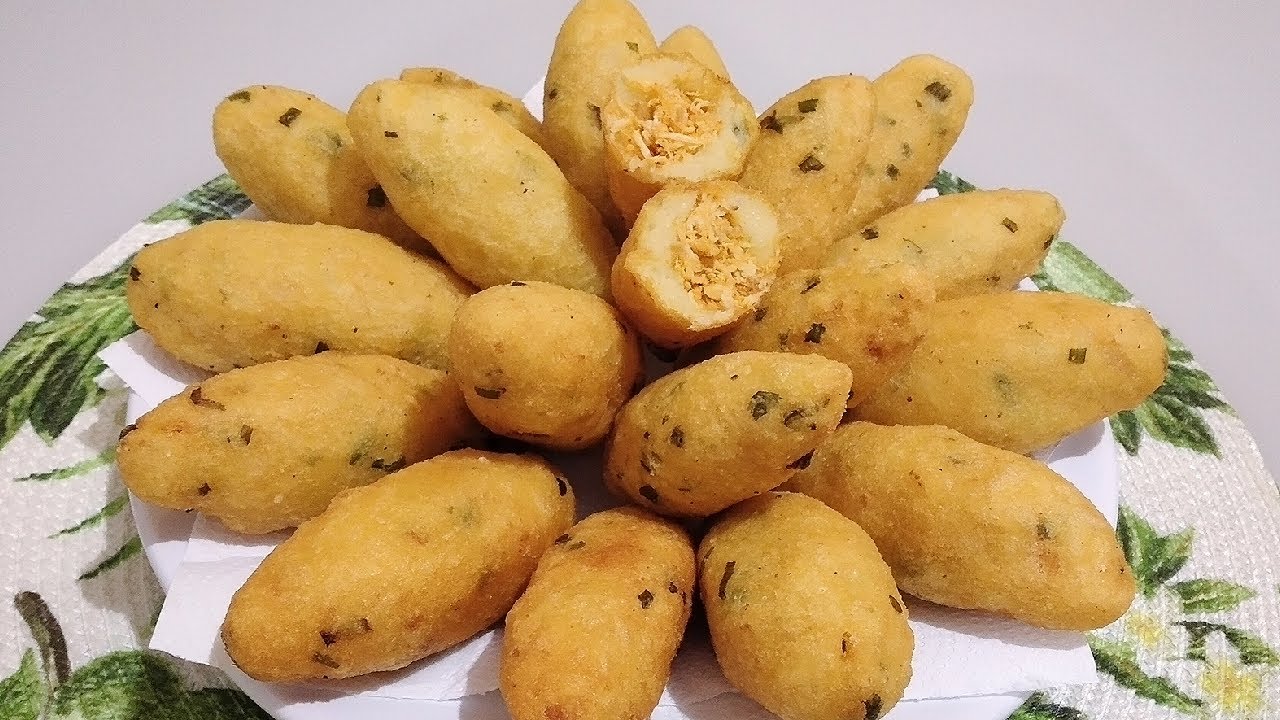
[
  {"xmin": 221, "ymin": 450, "xmax": 575, "ymax": 682},
  {"xmin": 447, "ymin": 281, "xmax": 643, "ymax": 450},
  {"xmin": 602, "ymin": 54, "xmax": 757, "ymax": 226},
  {"xmin": 612, "ymin": 181, "xmax": 779, "ymax": 347},
  {"xmin": 659, "ymin": 25, "xmax": 730, "ymax": 79},
  {"xmin": 125, "ymin": 219, "xmax": 473, "ymax": 372},
  {"xmin": 501, "ymin": 508, "xmax": 695, "ymax": 720},
  {"xmin": 714, "ymin": 264, "xmax": 934, "ymax": 407},
  {"xmin": 543, "ymin": 0, "xmax": 657, "ymax": 233},
  {"xmin": 604, "ymin": 351, "xmax": 850, "ymax": 517},
  {"xmin": 740, "ymin": 75, "xmax": 876, "ymax": 274},
  {"xmin": 826, "ymin": 189, "xmax": 1064, "ymax": 300},
  {"xmin": 784, "ymin": 422, "xmax": 1137, "ymax": 630},
  {"xmin": 840, "ymin": 55, "xmax": 974, "ymax": 236},
  {"xmin": 854, "ymin": 291, "xmax": 1168, "ymax": 452},
  {"xmin": 212, "ymin": 85, "xmax": 424, "ymax": 249},
  {"xmin": 118, "ymin": 353, "xmax": 481, "ymax": 533},
  {"xmin": 399, "ymin": 67, "xmax": 549, "ymax": 150},
  {"xmin": 347, "ymin": 80, "xmax": 617, "ymax": 297},
  {"xmin": 699, "ymin": 493, "xmax": 913, "ymax": 720}
]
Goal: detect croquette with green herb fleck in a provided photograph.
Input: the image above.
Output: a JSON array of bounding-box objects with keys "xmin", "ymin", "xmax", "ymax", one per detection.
[
  {"xmin": 783, "ymin": 422, "xmax": 1136, "ymax": 630},
  {"xmin": 854, "ymin": 291, "xmax": 1167, "ymax": 452},
  {"xmin": 714, "ymin": 264, "xmax": 933, "ymax": 407},
  {"xmin": 448, "ymin": 281, "xmax": 642, "ymax": 450},
  {"xmin": 825, "ymin": 189, "xmax": 1064, "ymax": 300},
  {"xmin": 840, "ymin": 55, "xmax": 974, "ymax": 237},
  {"xmin": 604, "ymin": 351, "xmax": 850, "ymax": 517},
  {"xmin": 543, "ymin": 0, "xmax": 657, "ymax": 234},
  {"xmin": 347, "ymin": 79, "xmax": 617, "ymax": 297},
  {"xmin": 699, "ymin": 492, "xmax": 913, "ymax": 720},
  {"xmin": 119, "ymin": 353, "xmax": 481, "ymax": 534},
  {"xmin": 213, "ymin": 85, "xmax": 424, "ymax": 249},
  {"xmin": 740, "ymin": 75, "xmax": 876, "ymax": 274},
  {"xmin": 501, "ymin": 507, "xmax": 694, "ymax": 720},
  {"xmin": 222, "ymin": 450, "xmax": 575, "ymax": 682},
  {"xmin": 126, "ymin": 219, "xmax": 473, "ymax": 372}
]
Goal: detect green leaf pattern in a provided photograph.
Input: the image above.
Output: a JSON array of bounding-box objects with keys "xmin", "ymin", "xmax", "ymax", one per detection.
[
  {"xmin": 0, "ymin": 175, "xmax": 263, "ymax": 718},
  {"xmin": 1172, "ymin": 579, "xmax": 1257, "ymax": 614},
  {"xmin": 1088, "ymin": 507, "xmax": 1278, "ymax": 717},
  {"xmin": 1008, "ymin": 692, "xmax": 1086, "ymax": 719},
  {"xmin": 0, "ymin": 651, "xmax": 45, "ymax": 720}
]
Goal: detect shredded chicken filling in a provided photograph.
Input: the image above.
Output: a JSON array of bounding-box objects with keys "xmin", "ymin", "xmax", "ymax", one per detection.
[
  {"xmin": 672, "ymin": 198, "xmax": 762, "ymax": 310},
  {"xmin": 623, "ymin": 82, "xmax": 722, "ymax": 169}
]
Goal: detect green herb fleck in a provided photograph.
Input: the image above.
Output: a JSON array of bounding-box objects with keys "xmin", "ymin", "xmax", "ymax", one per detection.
[
  {"xmin": 798, "ymin": 154, "xmax": 825, "ymax": 172},
  {"xmin": 718, "ymin": 560, "xmax": 736, "ymax": 599},
  {"xmin": 864, "ymin": 694, "xmax": 883, "ymax": 720},
  {"xmin": 189, "ymin": 386, "xmax": 225, "ymax": 410},
  {"xmin": 804, "ymin": 323, "xmax": 826, "ymax": 343},
  {"xmin": 783, "ymin": 408, "xmax": 811, "ymax": 429},
  {"xmin": 993, "ymin": 373, "xmax": 1016, "ymax": 403},
  {"xmin": 278, "ymin": 107, "xmax": 302, "ymax": 127},
  {"xmin": 367, "ymin": 185, "xmax": 388, "ymax": 207},
  {"xmin": 750, "ymin": 391, "xmax": 782, "ymax": 419},
  {"xmin": 1036, "ymin": 518, "xmax": 1054, "ymax": 540},
  {"xmin": 797, "ymin": 98, "xmax": 819, "ymax": 113},
  {"xmin": 924, "ymin": 81, "xmax": 951, "ymax": 102},
  {"xmin": 640, "ymin": 445, "xmax": 664, "ymax": 474},
  {"xmin": 227, "ymin": 90, "xmax": 251, "ymax": 103},
  {"xmin": 787, "ymin": 450, "xmax": 814, "ymax": 470},
  {"xmin": 626, "ymin": 41, "xmax": 640, "ymax": 52},
  {"xmin": 1002, "ymin": 217, "xmax": 1019, "ymax": 232},
  {"xmin": 491, "ymin": 100, "xmax": 513, "ymax": 113},
  {"xmin": 475, "ymin": 386, "xmax": 506, "ymax": 399},
  {"xmin": 370, "ymin": 456, "xmax": 407, "ymax": 473},
  {"xmin": 1068, "ymin": 347, "xmax": 1088, "ymax": 364}
]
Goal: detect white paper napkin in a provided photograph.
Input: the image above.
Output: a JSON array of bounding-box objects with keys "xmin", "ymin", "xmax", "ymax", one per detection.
[{"xmin": 103, "ymin": 329, "xmax": 1099, "ymax": 711}]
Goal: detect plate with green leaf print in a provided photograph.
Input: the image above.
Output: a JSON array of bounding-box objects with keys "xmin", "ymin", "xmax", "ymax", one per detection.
[
  {"xmin": 114, "ymin": 200, "xmax": 1119, "ymax": 720},
  {"xmin": 116, "ymin": 81, "xmax": 1123, "ymax": 720},
  {"xmin": 5, "ymin": 165, "xmax": 1270, "ymax": 720}
]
